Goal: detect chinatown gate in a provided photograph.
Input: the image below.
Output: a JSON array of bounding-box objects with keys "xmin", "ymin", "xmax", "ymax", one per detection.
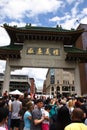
[{"xmin": 0, "ymin": 24, "xmax": 87, "ymax": 96}]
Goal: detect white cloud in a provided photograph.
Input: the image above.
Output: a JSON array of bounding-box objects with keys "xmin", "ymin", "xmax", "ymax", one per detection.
[
  {"xmin": 66, "ymin": 0, "xmax": 76, "ymax": 4},
  {"xmin": 11, "ymin": 68, "xmax": 48, "ymax": 81},
  {"xmin": 0, "ymin": 60, "xmax": 6, "ymax": 73},
  {"xmin": 49, "ymin": 13, "xmax": 78, "ymax": 29},
  {"xmin": 0, "ymin": 27, "xmax": 10, "ymax": 46},
  {"xmin": 61, "ymin": 18, "xmax": 77, "ymax": 29},
  {"xmin": 82, "ymin": 8, "xmax": 87, "ymax": 15},
  {"xmin": 49, "ymin": 13, "xmax": 70, "ymax": 23},
  {"xmin": 80, "ymin": 16, "xmax": 87, "ymax": 24},
  {"xmin": 66, "ymin": 0, "xmax": 84, "ymax": 5},
  {"xmin": 49, "ymin": 0, "xmax": 87, "ymax": 29},
  {"xmin": 71, "ymin": 0, "xmax": 84, "ymax": 18},
  {"xmin": 71, "ymin": 2, "xmax": 79, "ymax": 17},
  {"xmin": 27, "ymin": 0, "xmax": 64, "ymax": 16},
  {"xmin": 0, "ymin": 0, "xmax": 64, "ymax": 21}
]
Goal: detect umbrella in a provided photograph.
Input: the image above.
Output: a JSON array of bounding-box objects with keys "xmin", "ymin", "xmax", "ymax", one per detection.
[{"xmin": 9, "ymin": 89, "xmax": 23, "ymax": 95}]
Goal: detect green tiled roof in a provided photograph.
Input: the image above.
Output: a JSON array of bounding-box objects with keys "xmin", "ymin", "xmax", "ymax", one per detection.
[
  {"xmin": 2, "ymin": 24, "xmax": 84, "ymax": 46},
  {"xmin": 0, "ymin": 44, "xmax": 23, "ymax": 50},
  {"xmin": 64, "ymin": 46, "xmax": 87, "ymax": 53},
  {"xmin": 18, "ymin": 26, "xmax": 70, "ymax": 32}
]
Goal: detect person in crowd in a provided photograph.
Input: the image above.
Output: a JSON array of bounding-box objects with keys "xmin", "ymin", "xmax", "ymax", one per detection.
[
  {"xmin": 0, "ymin": 97, "xmax": 6, "ymax": 107},
  {"xmin": 41, "ymin": 105, "xmax": 51, "ymax": 130},
  {"xmin": 50, "ymin": 104, "xmax": 71, "ymax": 130},
  {"xmin": 19, "ymin": 91, "xmax": 30, "ymax": 130},
  {"xmin": 0, "ymin": 107, "xmax": 9, "ymax": 130},
  {"xmin": 49, "ymin": 98, "xmax": 57, "ymax": 125},
  {"xmin": 75, "ymin": 97, "xmax": 87, "ymax": 122},
  {"xmin": 30, "ymin": 99, "xmax": 44, "ymax": 130},
  {"xmin": 64, "ymin": 108, "xmax": 87, "ymax": 130},
  {"xmin": 22, "ymin": 92, "xmax": 30, "ymax": 114},
  {"xmin": 84, "ymin": 118, "xmax": 87, "ymax": 125},
  {"xmin": 3, "ymin": 90, "xmax": 8, "ymax": 98},
  {"xmin": 8, "ymin": 96, "xmax": 12, "ymax": 130},
  {"xmin": 67, "ymin": 99, "xmax": 74, "ymax": 115},
  {"xmin": 10, "ymin": 94, "xmax": 22, "ymax": 130},
  {"xmin": 23, "ymin": 101, "xmax": 34, "ymax": 130}
]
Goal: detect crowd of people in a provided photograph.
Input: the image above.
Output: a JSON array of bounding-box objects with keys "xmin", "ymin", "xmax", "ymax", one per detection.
[{"xmin": 0, "ymin": 91, "xmax": 87, "ymax": 130}]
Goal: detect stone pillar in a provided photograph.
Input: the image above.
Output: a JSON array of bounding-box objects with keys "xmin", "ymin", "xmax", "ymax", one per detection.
[
  {"xmin": 60, "ymin": 85, "xmax": 62, "ymax": 94},
  {"xmin": 50, "ymin": 85, "xmax": 52, "ymax": 97},
  {"xmin": 2, "ymin": 59, "xmax": 11, "ymax": 95},
  {"xmin": 54, "ymin": 85, "xmax": 57, "ymax": 97},
  {"xmin": 74, "ymin": 62, "xmax": 81, "ymax": 96}
]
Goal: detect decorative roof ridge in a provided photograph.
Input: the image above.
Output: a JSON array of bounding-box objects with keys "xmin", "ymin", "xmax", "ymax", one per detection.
[{"xmin": 2, "ymin": 23, "xmax": 84, "ymax": 33}]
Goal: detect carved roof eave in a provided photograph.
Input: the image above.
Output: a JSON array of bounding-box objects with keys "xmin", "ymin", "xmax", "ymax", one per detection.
[
  {"xmin": 0, "ymin": 44, "xmax": 22, "ymax": 60},
  {"xmin": 2, "ymin": 24, "xmax": 84, "ymax": 45},
  {"xmin": 0, "ymin": 50, "xmax": 21, "ymax": 60},
  {"xmin": 65, "ymin": 53, "xmax": 87, "ymax": 63},
  {"xmin": 64, "ymin": 46, "xmax": 87, "ymax": 63}
]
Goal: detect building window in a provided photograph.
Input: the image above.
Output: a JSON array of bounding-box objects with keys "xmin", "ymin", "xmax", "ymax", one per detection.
[
  {"xmin": 51, "ymin": 86, "xmax": 54, "ymax": 91},
  {"xmin": 63, "ymin": 80, "xmax": 69, "ymax": 85},
  {"xmin": 56, "ymin": 86, "xmax": 60, "ymax": 91},
  {"xmin": 62, "ymin": 86, "xmax": 69, "ymax": 91},
  {"xmin": 50, "ymin": 75, "xmax": 55, "ymax": 84},
  {"xmin": 72, "ymin": 86, "xmax": 75, "ymax": 91},
  {"xmin": 57, "ymin": 80, "xmax": 59, "ymax": 84},
  {"xmin": 51, "ymin": 92, "xmax": 54, "ymax": 95},
  {"xmin": 72, "ymin": 80, "xmax": 74, "ymax": 85}
]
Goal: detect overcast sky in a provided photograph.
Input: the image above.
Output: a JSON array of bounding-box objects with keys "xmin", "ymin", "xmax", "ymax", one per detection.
[{"xmin": 0, "ymin": 0, "xmax": 87, "ymax": 88}]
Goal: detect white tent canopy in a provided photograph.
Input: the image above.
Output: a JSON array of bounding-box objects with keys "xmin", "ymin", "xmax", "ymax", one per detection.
[{"xmin": 9, "ymin": 89, "xmax": 24, "ymax": 95}]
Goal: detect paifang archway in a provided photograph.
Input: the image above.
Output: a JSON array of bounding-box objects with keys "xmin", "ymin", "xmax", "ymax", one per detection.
[{"xmin": 0, "ymin": 24, "xmax": 87, "ymax": 95}]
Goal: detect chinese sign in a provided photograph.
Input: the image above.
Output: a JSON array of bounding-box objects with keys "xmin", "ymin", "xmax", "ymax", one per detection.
[{"xmin": 27, "ymin": 47, "xmax": 60, "ymax": 56}]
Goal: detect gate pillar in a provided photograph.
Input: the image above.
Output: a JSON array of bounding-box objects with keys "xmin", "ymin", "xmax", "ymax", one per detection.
[
  {"xmin": 2, "ymin": 59, "xmax": 11, "ymax": 95},
  {"xmin": 74, "ymin": 62, "xmax": 81, "ymax": 96}
]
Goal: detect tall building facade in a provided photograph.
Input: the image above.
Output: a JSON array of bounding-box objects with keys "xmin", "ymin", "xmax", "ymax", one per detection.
[
  {"xmin": 0, "ymin": 73, "xmax": 36, "ymax": 96},
  {"xmin": 44, "ymin": 69, "xmax": 75, "ymax": 97},
  {"xmin": 76, "ymin": 24, "xmax": 87, "ymax": 95},
  {"xmin": 29, "ymin": 78, "xmax": 36, "ymax": 95}
]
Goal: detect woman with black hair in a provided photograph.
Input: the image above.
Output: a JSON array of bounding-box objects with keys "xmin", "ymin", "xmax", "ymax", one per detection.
[
  {"xmin": 0, "ymin": 107, "xmax": 9, "ymax": 130},
  {"xmin": 50, "ymin": 105, "xmax": 71, "ymax": 130}
]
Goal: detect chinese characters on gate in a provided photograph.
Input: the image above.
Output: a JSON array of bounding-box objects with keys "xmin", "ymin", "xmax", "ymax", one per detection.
[{"xmin": 27, "ymin": 47, "xmax": 60, "ymax": 56}]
